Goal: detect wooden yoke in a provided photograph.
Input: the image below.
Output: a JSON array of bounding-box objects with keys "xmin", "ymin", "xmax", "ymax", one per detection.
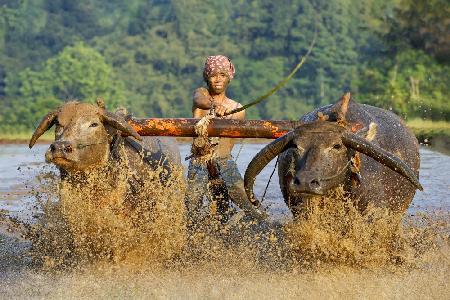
[{"xmin": 128, "ymin": 118, "xmax": 301, "ymax": 139}]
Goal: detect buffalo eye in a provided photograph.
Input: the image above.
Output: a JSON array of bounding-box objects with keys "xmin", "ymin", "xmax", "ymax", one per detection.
[
  {"xmin": 89, "ymin": 122, "xmax": 99, "ymax": 128},
  {"xmin": 333, "ymin": 143, "xmax": 342, "ymax": 150}
]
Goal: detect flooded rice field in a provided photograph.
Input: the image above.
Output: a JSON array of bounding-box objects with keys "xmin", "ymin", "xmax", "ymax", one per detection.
[{"xmin": 0, "ymin": 142, "xmax": 449, "ymax": 299}]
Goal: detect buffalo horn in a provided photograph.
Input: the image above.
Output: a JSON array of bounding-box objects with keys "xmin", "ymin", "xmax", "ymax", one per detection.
[
  {"xmin": 100, "ymin": 110, "xmax": 142, "ymax": 141},
  {"xmin": 342, "ymin": 132, "xmax": 423, "ymax": 190},
  {"xmin": 29, "ymin": 110, "xmax": 58, "ymax": 148},
  {"xmin": 244, "ymin": 131, "xmax": 295, "ymax": 203}
]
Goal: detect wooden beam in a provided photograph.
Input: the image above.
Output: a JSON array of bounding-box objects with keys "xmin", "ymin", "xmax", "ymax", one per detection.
[{"xmin": 128, "ymin": 118, "xmax": 301, "ymax": 139}]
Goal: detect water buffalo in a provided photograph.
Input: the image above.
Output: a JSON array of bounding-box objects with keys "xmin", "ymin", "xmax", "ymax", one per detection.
[
  {"xmin": 29, "ymin": 100, "xmax": 180, "ymax": 173},
  {"xmin": 244, "ymin": 93, "xmax": 422, "ymax": 218},
  {"xmin": 28, "ymin": 100, "xmax": 184, "ymax": 262}
]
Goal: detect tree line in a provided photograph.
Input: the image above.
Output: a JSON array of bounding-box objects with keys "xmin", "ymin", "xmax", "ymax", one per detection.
[{"xmin": 0, "ymin": 0, "xmax": 448, "ymax": 132}]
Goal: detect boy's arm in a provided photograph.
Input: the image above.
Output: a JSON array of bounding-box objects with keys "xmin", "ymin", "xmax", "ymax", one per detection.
[
  {"xmin": 192, "ymin": 87, "xmax": 241, "ymax": 117},
  {"xmin": 192, "ymin": 87, "xmax": 213, "ymax": 110}
]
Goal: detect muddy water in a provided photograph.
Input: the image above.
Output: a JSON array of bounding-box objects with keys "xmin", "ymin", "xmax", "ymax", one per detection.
[
  {"xmin": 1, "ymin": 143, "xmax": 448, "ymax": 219},
  {"xmin": 0, "ymin": 143, "xmax": 449, "ymax": 299}
]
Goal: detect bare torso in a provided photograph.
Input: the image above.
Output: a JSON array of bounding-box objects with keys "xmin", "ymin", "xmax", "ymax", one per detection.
[{"xmin": 192, "ymin": 88, "xmax": 244, "ymax": 158}]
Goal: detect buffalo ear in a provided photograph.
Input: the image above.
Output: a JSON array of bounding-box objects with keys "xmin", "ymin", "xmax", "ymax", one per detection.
[
  {"xmin": 29, "ymin": 110, "xmax": 58, "ymax": 148},
  {"xmin": 96, "ymin": 97, "xmax": 106, "ymax": 109},
  {"xmin": 100, "ymin": 110, "xmax": 142, "ymax": 141},
  {"xmin": 342, "ymin": 132, "xmax": 423, "ymax": 191}
]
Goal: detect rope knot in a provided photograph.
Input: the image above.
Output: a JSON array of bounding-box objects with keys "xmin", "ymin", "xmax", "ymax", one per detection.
[{"xmin": 189, "ymin": 109, "xmax": 217, "ymax": 163}]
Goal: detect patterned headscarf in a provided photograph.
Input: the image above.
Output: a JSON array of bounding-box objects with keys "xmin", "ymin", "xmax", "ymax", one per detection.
[{"xmin": 203, "ymin": 55, "xmax": 235, "ymax": 81}]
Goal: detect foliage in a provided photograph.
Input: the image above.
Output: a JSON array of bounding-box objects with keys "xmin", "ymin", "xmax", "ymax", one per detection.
[
  {"xmin": 3, "ymin": 43, "xmax": 124, "ymax": 128},
  {"xmin": 358, "ymin": 49, "xmax": 449, "ymax": 120},
  {"xmin": 385, "ymin": 0, "xmax": 450, "ymax": 63},
  {"xmin": 0, "ymin": 0, "xmax": 448, "ymax": 131}
]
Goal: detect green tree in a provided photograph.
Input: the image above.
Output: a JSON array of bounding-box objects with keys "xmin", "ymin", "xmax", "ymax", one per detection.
[
  {"xmin": 358, "ymin": 49, "xmax": 449, "ymax": 120},
  {"xmin": 4, "ymin": 43, "xmax": 125, "ymax": 128},
  {"xmin": 1, "ymin": 0, "xmax": 448, "ymax": 130},
  {"xmin": 386, "ymin": 0, "xmax": 450, "ymax": 63}
]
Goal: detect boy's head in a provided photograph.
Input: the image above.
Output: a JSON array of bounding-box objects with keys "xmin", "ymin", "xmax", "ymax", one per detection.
[{"xmin": 203, "ymin": 55, "xmax": 235, "ymax": 94}]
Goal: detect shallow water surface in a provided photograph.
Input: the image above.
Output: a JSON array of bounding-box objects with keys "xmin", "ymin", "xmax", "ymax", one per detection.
[{"xmin": 1, "ymin": 143, "xmax": 449, "ymax": 219}]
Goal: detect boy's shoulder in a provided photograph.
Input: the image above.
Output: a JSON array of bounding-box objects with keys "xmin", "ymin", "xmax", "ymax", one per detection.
[
  {"xmin": 193, "ymin": 87, "xmax": 210, "ymax": 97},
  {"xmin": 225, "ymin": 97, "xmax": 242, "ymax": 109}
]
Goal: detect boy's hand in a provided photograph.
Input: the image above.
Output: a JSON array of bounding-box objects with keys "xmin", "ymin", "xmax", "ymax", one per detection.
[{"xmin": 214, "ymin": 104, "xmax": 229, "ymax": 117}]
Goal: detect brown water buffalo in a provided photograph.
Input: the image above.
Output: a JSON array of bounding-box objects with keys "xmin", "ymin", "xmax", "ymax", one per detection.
[
  {"xmin": 29, "ymin": 99, "xmax": 183, "ymax": 193},
  {"xmin": 29, "ymin": 100, "xmax": 181, "ymax": 178},
  {"xmin": 28, "ymin": 100, "xmax": 185, "ymax": 262},
  {"xmin": 244, "ymin": 93, "xmax": 422, "ymax": 218}
]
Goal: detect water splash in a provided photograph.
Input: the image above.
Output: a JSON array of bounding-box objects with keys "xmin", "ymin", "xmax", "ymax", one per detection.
[
  {"xmin": 1, "ymin": 167, "xmax": 449, "ymax": 299},
  {"xmin": 27, "ymin": 160, "xmax": 186, "ymax": 269},
  {"xmin": 285, "ymin": 187, "xmax": 448, "ymax": 271}
]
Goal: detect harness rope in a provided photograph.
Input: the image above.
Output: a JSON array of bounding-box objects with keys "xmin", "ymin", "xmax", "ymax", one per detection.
[
  {"xmin": 320, "ymin": 160, "xmax": 352, "ymax": 181},
  {"xmin": 223, "ymin": 29, "xmax": 317, "ymax": 117},
  {"xmin": 234, "ymin": 140, "xmax": 245, "ymax": 162},
  {"xmin": 261, "ymin": 156, "xmax": 279, "ymax": 204},
  {"xmin": 188, "ymin": 107, "xmax": 217, "ymax": 162},
  {"xmin": 76, "ymin": 140, "xmax": 109, "ymax": 149}
]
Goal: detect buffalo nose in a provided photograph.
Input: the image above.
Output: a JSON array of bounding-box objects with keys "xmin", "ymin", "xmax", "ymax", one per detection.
[
  {"xmin": 310, "ymin": 179, "xmax": 320, "ymax": 189},
  {"xmin": 292, "ymin": 177, "xmax": 321, "ymax": 189},
  {"xmin": 65, "ymin": 144, "xmax": 73, "ymax": 153},
  {"xmin": 291, "ymin": 172, "xmax": 323, "ymax": 194},
  {"xmin": 50, "ymin": 141, "xmax": 73, "ymax": 153}
]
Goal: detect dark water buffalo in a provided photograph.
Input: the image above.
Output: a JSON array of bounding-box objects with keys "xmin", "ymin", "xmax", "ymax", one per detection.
[{"xmin": 245, "ymin": 93, "xmax": 422, "ymax": 217}]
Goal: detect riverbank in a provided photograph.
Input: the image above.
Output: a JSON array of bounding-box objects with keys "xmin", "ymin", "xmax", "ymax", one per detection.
[
  {"xmin": 0, "ymin": 131, "xmax": 53, "ymax": 145},
  {"xmin": 407, "ymin": 119, "xmax": 450, "ymax": 155}
]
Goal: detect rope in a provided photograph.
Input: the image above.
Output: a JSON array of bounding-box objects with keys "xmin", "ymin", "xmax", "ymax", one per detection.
[
  {"xmin": 76, "ymin": 140, "xmax": 109, "ymax": 149},
  {"xmin": 320, "ymin": 160, "xmax": 351, "ymax": 181},
  {"xmin": 187, "ymin": 108, "xmax": 217, "ymax": 162},
  {"xmin": 224, "ymin": 29, "xmax": 317, "ymax": 117},
  {"xmin": 234, "ymin": 140, "xmax": 245, "ymax": 162},
  {"xmin": 194, "ymin": 112, "xmax": 214, "ymax": 137},
  {"xmin": 261, "ymin": 156, "xmax": 279, "ymax": 203}
]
